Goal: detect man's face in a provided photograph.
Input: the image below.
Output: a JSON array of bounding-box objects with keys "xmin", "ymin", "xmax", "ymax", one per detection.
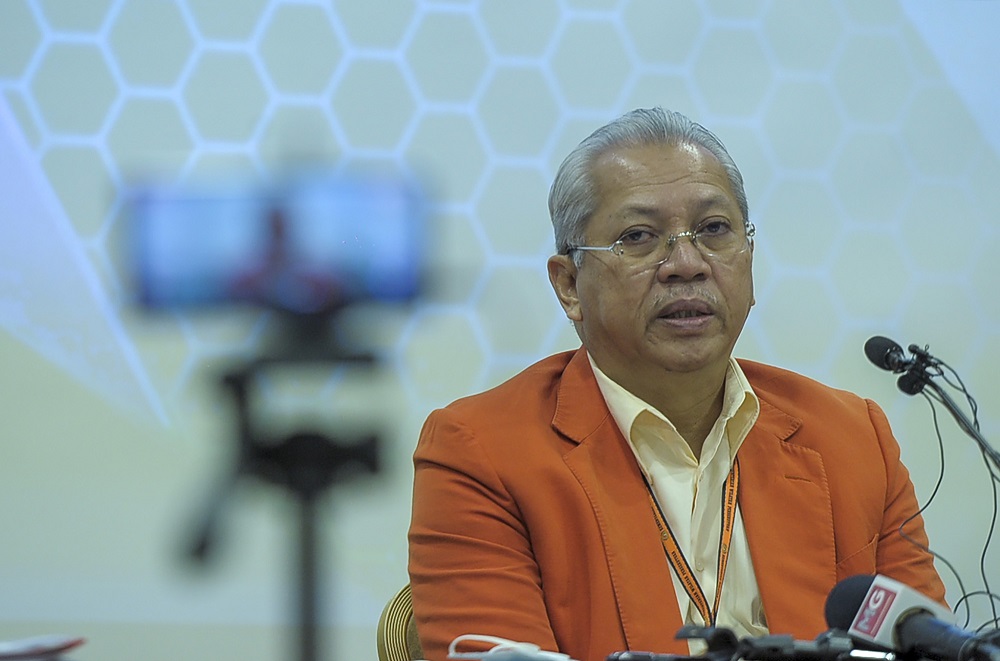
[{"xmin": 548, "ymin": 142, "xmax": 755, "ymax": 394}]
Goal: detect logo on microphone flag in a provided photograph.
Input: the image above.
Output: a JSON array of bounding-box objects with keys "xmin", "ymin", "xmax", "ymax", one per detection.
[{"xmin": 853, "ymin": 585, "xmax": 897, "ymax": 637}]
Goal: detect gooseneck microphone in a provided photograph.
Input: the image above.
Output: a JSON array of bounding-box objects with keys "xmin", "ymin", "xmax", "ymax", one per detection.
[
  {"xmin": 825, "ymin": 574, "xmax": 1000, "ymax": 661},
  {"xmin": 864, "ymin": 336, "xmax": 915, "ymax": 373}
]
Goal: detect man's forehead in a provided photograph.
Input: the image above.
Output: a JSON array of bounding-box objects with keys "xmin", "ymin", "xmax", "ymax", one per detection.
[
  {"xmin": 591, "ymin": 141, "xmax": 736, "ymax": 206},
  {"xmin": 595, "ymin": 140, "xmax": 708, "ymax": 167},
  {"xmin": 593, "ymin": 141, "xmax": 726, "ymax": 185}
]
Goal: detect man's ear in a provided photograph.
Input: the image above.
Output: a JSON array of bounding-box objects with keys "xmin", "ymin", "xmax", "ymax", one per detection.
[{"xmin": 547, "ymin": 254, "xmax": 583, "ymax": 322}]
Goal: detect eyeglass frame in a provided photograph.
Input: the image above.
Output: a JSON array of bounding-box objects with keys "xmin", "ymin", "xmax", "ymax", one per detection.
[{"xmin": 567, "ymin": 219, "xmax": 756, "ymax": 265}]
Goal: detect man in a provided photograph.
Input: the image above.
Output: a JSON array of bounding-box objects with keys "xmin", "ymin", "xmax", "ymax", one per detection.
[{"xmin": 407, "ymin": 108, "xmax": 944, "ymax": 661}]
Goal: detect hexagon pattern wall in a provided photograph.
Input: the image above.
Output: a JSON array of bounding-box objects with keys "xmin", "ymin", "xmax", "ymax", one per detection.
[{"xmin": 1, "ymin": 1, "xmax": 998, "ymax": 660}]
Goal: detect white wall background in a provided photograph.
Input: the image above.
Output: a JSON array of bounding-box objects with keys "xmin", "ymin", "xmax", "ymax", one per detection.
[{"xmin": 1, "ymin": 1, "xmax": 999, "ymax": 660}]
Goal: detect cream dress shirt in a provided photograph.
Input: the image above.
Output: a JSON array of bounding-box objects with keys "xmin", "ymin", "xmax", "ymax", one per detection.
[{"xmin": 589, "ymin": 355, "xmax": 769, "ymax": 652}]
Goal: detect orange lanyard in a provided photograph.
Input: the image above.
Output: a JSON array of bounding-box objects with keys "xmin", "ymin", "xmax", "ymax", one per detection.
[{"xmin": 644, "ymin": 458, "xmax": 740, "ymax": 626}]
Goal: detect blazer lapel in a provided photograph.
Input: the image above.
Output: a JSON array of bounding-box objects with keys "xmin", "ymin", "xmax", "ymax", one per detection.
[
  {"xmin": 554, "ymin": 351, "xmax": 689, "ymax": 654},
  {"xmin": 737, "ymin": 397, "xmax": 837, "ymax": 637}
]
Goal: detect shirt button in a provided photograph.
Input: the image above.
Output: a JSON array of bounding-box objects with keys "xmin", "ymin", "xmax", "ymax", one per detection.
[{"xmin": 695, "ymin": 561, "xmax": 705, "ymax": 572}]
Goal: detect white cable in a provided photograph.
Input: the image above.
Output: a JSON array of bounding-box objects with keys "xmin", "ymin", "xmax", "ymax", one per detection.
[{"xmin": 447, "ymin": 634, "xmax": 575, "ymax": 661}]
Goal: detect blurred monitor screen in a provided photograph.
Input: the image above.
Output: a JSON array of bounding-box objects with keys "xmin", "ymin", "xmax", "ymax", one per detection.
[{"xmin": 126, "ymin": 172, "xmax": 426, "ymax": 314}]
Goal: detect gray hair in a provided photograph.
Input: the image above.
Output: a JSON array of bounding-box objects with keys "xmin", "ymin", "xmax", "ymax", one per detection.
[{"xmin": 548, "ymin": 107, "xmax": 750, "ymax": 260}]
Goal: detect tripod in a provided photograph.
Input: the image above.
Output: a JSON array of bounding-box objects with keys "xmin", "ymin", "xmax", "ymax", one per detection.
[{"xmin": 187, "ymin": 313, "xmax": 382, "ymax": 661}]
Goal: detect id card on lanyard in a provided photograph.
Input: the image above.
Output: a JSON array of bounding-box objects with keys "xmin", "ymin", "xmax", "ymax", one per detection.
[{"xmin": 644, "ymin": 458, "xmax": 740, "ymax": 627}]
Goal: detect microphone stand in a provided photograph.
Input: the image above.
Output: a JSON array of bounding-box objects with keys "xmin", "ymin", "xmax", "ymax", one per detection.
[
  {"xmin": 186, "ymin": 311, "xmax": 381, "ymax": 661},
  {"xmin": 895, "ymin": 350, "xmax": 1000, "ymax": 472},
  {"xmin": 608, "ymin": 627, "xmax": 898, "ymax": 661}
]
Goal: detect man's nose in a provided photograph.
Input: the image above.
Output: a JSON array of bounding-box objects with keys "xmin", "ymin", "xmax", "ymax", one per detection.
[{"xmin": 653, "ymin": 234, "xmax": 709, "ymax": 279}]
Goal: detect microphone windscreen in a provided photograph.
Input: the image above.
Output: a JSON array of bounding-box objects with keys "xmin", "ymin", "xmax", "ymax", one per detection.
[
  {"xmin": 825, "ymin": 574, "xmax": 876, "ymax": 630},
  {"xmin": 864, "ymin": 336, "xmax": 902, "ymax": 371}
]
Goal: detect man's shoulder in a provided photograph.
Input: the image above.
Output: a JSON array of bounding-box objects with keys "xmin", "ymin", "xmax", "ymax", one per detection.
[
  {"xmin": 446, "ymin": 348, "xmax": 580, "ymax": 413},
  {"xmin": 737, "ymin": 358, "xmax": 824, "ymax": 389},
  {"xmin": 418, "ymin": 349, "xmax": 588, "ymax": 456},
  {"xmin": 737, "ymin": 358, "xmax": 869, "ymax": 416}
]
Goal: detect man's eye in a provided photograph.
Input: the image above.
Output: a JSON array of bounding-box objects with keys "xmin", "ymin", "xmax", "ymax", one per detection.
[
  {"xmin": 618, "ymin": 229, "xmax": 655, "ymax": 244},
  {"xmin": 698, "ymin": 219, "xmax": 733, "ymax": 236}
]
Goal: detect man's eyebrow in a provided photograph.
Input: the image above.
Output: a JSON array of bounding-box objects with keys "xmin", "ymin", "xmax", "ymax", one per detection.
[
  {"xmin": 616, "ymin": 204, "xmax": 659, "ymax": 219},
  {"xmin": 616, "ymin": 194, "xmax": 738, "ymax": 220}
]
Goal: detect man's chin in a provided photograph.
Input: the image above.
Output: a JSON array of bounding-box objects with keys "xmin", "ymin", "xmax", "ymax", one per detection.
[{"xmin": 643, "ymin": 339, "xmax": 732, "ymax": 375}]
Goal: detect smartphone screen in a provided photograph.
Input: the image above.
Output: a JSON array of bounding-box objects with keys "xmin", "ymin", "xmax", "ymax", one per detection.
[{"xmin": 126, "ymin": 171, "xmax": 426, "ymax": 314}]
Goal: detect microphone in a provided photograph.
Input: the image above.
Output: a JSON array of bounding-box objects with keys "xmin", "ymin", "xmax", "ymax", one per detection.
[
  {"xmin": 864, "ymin": 336, "xmax": 915, "ymax": 373},
  {"xmin": 864, "ymin": 336, "xmax": 939, "ymax": 394},
  {"xmin": 826, "ymin": 574, "xmax": 1000, "ymax": 661}
]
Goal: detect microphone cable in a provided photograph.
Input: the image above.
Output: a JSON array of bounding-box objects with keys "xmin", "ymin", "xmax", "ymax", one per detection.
[
  {"xmin": 897, "ymin": 382, "xmax": 972, "ymax": 627},
  {"xmin": 920, "ymin": 354, "xmax": 999, "ymax": 633}
]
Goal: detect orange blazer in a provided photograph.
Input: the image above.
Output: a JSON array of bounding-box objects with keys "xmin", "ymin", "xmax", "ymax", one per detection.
[{"xmin": 408, "ymin": 349, "xmax": 945, "ymax": 661}]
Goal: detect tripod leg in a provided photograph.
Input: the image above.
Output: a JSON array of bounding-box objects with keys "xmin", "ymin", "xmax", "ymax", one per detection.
[{"xmin": 298, "ymin": 493, "xmax": 321, "ymax": 661}]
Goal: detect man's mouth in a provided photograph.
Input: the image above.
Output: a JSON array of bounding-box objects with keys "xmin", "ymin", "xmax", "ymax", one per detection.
[
  {"xmin": 657, "ymin": 299, "xmax": 714, "ymax": 320},
  {"xmin": 662, "ymin": 309, "xmax": 710, "ymax": 319}
]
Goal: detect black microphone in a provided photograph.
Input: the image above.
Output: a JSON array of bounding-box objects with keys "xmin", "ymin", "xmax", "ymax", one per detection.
[
  {"xmin": 825, "ymin": 574, "xmax": 1000, "ymax": 661},
  {"xmin": 824, "ymin": 575, "xmax": 875, "ymax": 636},
  {"xmin": 864, "ymin": 336, "xmax": 940, "ymax": 394},
  {"xmin": 896, "ymin": 612, "xmax": 1000, "ymax": 661},
  {"xmin": 864, "ymin": 336, "xmax": 915, "ymax": 373}
]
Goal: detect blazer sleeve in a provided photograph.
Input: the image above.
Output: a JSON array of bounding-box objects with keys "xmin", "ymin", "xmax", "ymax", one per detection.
[
  {"xmin": 407, "ymin": 406, "xmax": 559, "ymax": 661},
  {"xmin": 867, "ymin": 398, "xmax": 948, "ymax": 604}
]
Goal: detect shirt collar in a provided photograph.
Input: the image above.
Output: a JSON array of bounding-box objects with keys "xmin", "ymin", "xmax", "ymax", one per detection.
[{"xmin": 587, "ymin": 353, "xmax": 760, "ymax": 460}]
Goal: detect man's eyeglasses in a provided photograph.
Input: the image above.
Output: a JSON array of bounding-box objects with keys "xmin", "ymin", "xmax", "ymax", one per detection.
[{"xmin": 568, "ymin": 219, "xmax": 755, "ymax": 269}]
